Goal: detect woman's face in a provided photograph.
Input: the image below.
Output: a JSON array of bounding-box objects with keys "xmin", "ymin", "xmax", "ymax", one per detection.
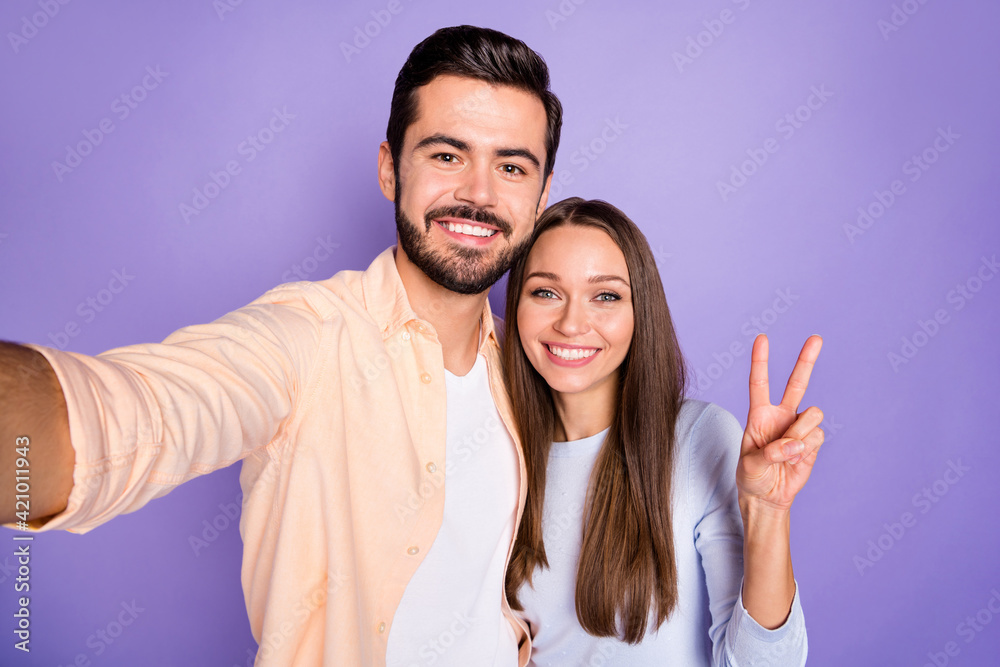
[{"xmin": 516, "ymin": 224, "xmax": 634, "ymax": 403}]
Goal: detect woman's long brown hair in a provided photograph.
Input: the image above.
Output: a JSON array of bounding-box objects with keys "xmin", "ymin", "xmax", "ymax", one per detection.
[{"xmin": 504, "ymin": 198, "xmax": 688, "ymax": 643}]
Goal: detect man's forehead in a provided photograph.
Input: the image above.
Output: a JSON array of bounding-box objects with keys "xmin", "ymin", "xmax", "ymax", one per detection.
[{"xmin": 407, "ymin": 74, "xmax": 547, "ymax": 148}]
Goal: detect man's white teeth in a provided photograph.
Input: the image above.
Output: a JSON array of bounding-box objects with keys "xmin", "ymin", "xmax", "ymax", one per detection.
[
  {"xmin": 443, "ymin": 221, "xmax": 497, "ymax": 237},
  {"xmin": 548, "ymin": 345, "xmax": 598, "ymax": 361}
]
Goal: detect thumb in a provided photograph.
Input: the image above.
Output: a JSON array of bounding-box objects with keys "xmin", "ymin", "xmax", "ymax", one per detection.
[{"xmin": 743, "ymin": 438, "xmax": 805, "ymax": 475}]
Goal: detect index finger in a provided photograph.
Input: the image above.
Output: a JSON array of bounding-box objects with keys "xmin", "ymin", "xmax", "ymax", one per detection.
[
  {"xmin": 779, "ymin": 335, "xmax": 823, "ymax": 411},
  {"xmin": 748, "ymin": 333, "xmax": 770, "ymax": 410}
]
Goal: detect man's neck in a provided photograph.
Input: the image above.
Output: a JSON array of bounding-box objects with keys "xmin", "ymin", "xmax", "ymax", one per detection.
[{"xmin": 394, "ymin": 248, "xmax": 487, "ymax": 376}]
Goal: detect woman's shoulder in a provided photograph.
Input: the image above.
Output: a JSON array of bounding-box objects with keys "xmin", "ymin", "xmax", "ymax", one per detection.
[
  {"xmin": 674, "ymin": 398, "xmax": 745, "ymax": 479},
  {"xmin": 676, "ymin": 398, "xmax": 744, "ymax": 448}
]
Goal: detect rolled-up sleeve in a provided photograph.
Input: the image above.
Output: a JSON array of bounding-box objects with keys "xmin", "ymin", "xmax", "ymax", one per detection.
[{"xmin": 23, "ymin": 283, "xmax": 326, "ymax": 534}]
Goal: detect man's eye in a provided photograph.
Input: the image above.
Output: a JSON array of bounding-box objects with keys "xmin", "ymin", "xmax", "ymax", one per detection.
[
  {"xmin": 434, "ymin": 153, "xmax": 458, "ymax": 163},
  {"xmin": 501, "ymin": 164, "xmax": 525, "ymax": 175}
]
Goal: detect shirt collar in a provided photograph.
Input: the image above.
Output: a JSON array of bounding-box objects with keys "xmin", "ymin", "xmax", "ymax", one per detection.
[{"xmin": 360, "ymin": 246, "xmax": 500, "ymax": 351}]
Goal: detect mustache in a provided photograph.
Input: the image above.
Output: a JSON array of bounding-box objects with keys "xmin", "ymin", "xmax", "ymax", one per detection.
[{"xmin": 424, "ymin": 206, "xmax": 513, "ymax": 238}]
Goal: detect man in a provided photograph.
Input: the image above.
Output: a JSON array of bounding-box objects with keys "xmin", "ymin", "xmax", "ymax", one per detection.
[{"xmin": 0, "ymin": 25, "xmax": 561, "ymax": 666}]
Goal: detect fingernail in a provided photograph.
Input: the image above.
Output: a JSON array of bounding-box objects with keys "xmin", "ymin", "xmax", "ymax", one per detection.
[{"xmin": 784, "ymin": 441, "xmax": 804, "ymax": 456}]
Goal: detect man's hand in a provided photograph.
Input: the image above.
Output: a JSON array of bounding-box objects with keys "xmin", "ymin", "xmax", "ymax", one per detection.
[{"xmin": 736, "ymin": 334, "xmax": 824, "ymax": 513}]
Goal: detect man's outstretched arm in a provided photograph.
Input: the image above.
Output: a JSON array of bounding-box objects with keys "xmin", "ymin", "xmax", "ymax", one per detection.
[{"xmin": 0, "ymin": 341, "xmax": 75, "ymax": 524}]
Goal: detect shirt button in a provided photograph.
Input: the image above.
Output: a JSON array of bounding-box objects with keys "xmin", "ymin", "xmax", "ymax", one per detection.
[
  {"xmin": 420, "ymin": 373, "xmax": 432, "ymax": 384},
  {"xmin": 377, "ymin": 621, "xmax": 386, "ymax": 633},
  {"xmin": 407, "ymin": 546, "xmax": 420, "ymax": 555},
  {"xmin": 416, "ymin": 324, "xmax": 426, "ymax": 333},
  {"xmin": 425, "ymin": 462, "xmax": 437, "ymax": 474},
  {"xmin": 401, "ymin": 331, "xmax": 411, "ymax": 341}
]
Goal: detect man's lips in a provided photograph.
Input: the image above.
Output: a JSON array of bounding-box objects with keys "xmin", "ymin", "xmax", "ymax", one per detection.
[
  {"xmin": 435, "ymin": 217, "xmax": 501, "ymax": 241},
  {"xmin": 435, "ymin": 217, "xmax": 500, "ymax": 232}
]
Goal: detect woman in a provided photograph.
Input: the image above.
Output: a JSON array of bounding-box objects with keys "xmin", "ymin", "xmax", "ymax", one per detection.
[{"xmin": 503, "ymin": 198, "xmax": 823, "ymax": 665}]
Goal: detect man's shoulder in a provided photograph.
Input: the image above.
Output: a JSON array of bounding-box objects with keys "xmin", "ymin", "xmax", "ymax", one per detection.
[{"xmin": 250, "ymin": 266, "xmax": 369, "ymax": 322}]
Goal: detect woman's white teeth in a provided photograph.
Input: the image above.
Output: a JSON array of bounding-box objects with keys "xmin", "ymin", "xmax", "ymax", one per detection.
[
  {"xmin": 444, "ymin": 222, "xmax": 497, "ymax": 237},
  {"xmin": 548, "ymin": 345, "xmax": 598, "ymax": 360}
]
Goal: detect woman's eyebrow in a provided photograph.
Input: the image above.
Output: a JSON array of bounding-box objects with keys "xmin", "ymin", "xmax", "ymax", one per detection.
[
  {"xmin": 526, "ymin": 271, "xmax": 630, "ymax": 288},
  {"xmin": 589, "ymin": 274, "xmax": 630, "ymax": 287},
  {"xmin": 525, "ymin": 271, "xmax": 560, "ymax": 282}
]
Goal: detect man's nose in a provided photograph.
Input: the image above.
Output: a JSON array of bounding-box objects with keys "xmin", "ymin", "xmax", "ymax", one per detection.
[{"xmin": 454, "ymin": 162, "xmax": 498, "ymax": 208}]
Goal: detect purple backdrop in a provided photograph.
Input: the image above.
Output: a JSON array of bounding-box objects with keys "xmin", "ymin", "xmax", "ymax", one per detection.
[{"xmin": 2, "ymin": 1, "xmax": 999, "ymax": 665}]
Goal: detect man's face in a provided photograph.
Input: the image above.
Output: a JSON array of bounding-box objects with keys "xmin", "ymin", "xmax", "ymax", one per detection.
[{"xmin": 379, "ymin": 74, "xmax": 552, "ymax": 295}]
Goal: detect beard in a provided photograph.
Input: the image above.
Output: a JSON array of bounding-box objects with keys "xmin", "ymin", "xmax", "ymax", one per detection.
[{"xmin": 395, "ymin": 199, "xmax": 534, "ymax": 295}]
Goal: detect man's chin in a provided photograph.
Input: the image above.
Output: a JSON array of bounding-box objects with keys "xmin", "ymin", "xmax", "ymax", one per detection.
[
  {"xmin": 422, "ymin": 262, "xmax": 502, "ymax": 295},
  {"xmin": 396, "ymin": 210, "xmax": 524, "ymax": 295}
]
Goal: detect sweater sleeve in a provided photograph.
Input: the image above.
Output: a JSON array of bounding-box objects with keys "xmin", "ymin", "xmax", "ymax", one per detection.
[{"xmin": 689, "ymin": 403, "xmax": 808, "ymax": 667}]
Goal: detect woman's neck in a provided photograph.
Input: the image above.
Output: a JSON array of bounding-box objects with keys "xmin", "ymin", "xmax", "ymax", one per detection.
[{"xmin": 551, "ymin": 381, "xmax": 617, "ymax": 442}]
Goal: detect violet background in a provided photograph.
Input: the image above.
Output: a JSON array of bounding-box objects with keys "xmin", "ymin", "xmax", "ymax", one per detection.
[{"xmin": 1, "ymin": 0, "xmax": 999, "ymax": 665}]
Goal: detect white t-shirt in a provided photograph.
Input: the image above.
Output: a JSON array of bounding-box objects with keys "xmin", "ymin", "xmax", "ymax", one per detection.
[
  {"xmin": 518, "ymin": 400, "xmax": 807, "ymax": 666},
  {"xmin": 387, "ymin": 353, "xmax": 521, "ymax": 666}
]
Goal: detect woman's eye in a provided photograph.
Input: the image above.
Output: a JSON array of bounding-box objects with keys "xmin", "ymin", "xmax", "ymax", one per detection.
[
  {"xmin": 595, "ymin": 292, "xmax": 621, "ymax": 302},
  {"xmin": 530, "ymin": 288, "xmax": 556, "ymax": 299}
]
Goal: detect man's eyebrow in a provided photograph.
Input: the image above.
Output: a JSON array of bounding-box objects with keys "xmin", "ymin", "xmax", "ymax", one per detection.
[
  {"xmin": 413, "ymin": 135, "xmax": 541, "ymax": 170},
  {"xmin": 496, "ymin": 148, "xmax": 540, "ymax": 169},
  {"xmin": 413, "ymin": 134, "xmax": 470, "ymax": 153}
]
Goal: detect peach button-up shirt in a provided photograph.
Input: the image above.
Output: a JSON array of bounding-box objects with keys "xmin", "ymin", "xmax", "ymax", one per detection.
[{"xmin": 27, "ymin": 247, "xmax": 531, "ymax": 666}]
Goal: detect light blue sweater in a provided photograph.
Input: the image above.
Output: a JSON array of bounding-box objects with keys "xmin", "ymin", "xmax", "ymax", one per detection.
[{"xmin": 518, "ymin": 400, "xmax": 807, "ymax": 666}]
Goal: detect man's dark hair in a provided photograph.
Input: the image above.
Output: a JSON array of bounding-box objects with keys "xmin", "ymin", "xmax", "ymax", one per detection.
[{"xmin": 387, "ymin": 25, "xmax": 563, "ymax": 184}]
